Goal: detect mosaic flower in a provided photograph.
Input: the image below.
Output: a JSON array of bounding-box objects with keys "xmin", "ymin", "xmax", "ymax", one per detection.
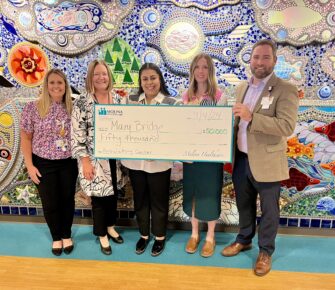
[
  {"xmin": 16, "ymin": 185, "xmax": 36, "ymax": 203},
  {"xmin": 115, "ymin": 89, "xmax": 128, "ymax": 97},
  {"xmin": 8, "ymin": 42, "xmax": 49, "ymax": 87},
  {"xmin": 298, "ymin": 89, "xmax": 305, "ymax": 99}
]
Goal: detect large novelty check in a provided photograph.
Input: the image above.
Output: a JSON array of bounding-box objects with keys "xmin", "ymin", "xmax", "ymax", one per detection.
[{"xmin": 94, "ymin": 104, "xmax": 233, "ymax": 162}]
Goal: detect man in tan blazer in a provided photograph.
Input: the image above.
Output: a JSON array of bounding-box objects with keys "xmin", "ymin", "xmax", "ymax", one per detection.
[{"xmin": 221, "ymin": 39, "xmax": 299, "ymax": 276}]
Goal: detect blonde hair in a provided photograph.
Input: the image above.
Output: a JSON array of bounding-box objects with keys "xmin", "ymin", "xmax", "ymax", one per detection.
[
  {"xmin": 85, "ymin": 60, "xmax": 113, "ymax": 94},
  {"xmin": 187, "ymin": 53, "xmax": 218, "ymax": 102},
  {"xmin": 37, "ymin": 68, "xmax": 72, "ymax": 118}
]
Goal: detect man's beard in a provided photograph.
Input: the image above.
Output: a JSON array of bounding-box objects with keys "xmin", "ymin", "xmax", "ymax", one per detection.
[{"xmin": 251, "ymin": 66, "xmax": 273, "ymax": 79}]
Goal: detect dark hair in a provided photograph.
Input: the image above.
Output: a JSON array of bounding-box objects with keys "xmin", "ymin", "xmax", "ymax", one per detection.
[
  {"xmin": 251, "ymin": 39, "xmax": 277, "ymax": 59},
  {"xmin": 137, "ymin": 63, "xmax": 170, "ymax": 96}
]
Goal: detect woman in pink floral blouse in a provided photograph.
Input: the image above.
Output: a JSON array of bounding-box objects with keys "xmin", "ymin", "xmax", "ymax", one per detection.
[{"xmin": 20, "ymin": 68, "xmax": 78, "ymax": 256}]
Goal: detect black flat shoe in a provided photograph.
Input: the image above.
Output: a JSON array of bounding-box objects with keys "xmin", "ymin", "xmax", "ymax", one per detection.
[
  {"xmin": 135, "ymin": 237, "xmax": 150, "ymax": 255},
  {"xmin": 107, "ymin": 233, "xmax": 124, "ymax": 244},
  {"xmin": 151, "ymin": 239, "xmax": 165, "ymax": 257},
  {"xmin": 63, "ymin": 244, "xmax": 74, "ymax": 255},
  {"xmin": 100, "ymin": 244, "xmax": 112, "ymax": 255},
  {"xmin": 97, "ymin": 237, "xmax": 112, "ymax": 255},
  {"xmin": 52, "ymin": 247, "xmax": 62, "ymax": 256}
]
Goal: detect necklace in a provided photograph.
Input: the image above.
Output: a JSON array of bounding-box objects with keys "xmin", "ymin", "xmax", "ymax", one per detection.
[{"xmin": 93, "ymin": 92, "xmax": 111, "ymax": 104}]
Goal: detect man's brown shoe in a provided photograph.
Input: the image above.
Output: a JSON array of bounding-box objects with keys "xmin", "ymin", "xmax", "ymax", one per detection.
[
  {"xmin": 201, "ymin": 240, "xmax": 215, "ymax": 258},
  {"xmin": 221, "ymin": 242, "xmax": 252, "ymax": 257},
  {"xmin": 185, "ymin": 236, "xmax": 200, "ymax": 254},
  {"xmin": 254, "ymin": 252, "xmax": 272, "ymax": 276}
]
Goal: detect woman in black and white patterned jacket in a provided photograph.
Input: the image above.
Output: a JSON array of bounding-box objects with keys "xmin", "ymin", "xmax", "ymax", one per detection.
[{"xmin": 71, "ymin": 60, "xmax": 127, "ymax": 255}]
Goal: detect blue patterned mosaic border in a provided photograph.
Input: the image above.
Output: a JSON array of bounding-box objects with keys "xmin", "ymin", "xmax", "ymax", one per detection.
[
  {"xmin": 1, "ymin": 206, "xmax": 334, "ymax": 229},
  {"xmin": 0, "ymin": 206, "xmax": 135, "ymax": 220}
]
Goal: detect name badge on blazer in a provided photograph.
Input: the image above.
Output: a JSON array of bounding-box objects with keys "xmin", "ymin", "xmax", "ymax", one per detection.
[{"xmin": 261, "ymin": 95, "xmax": 274, "ymax": 109}]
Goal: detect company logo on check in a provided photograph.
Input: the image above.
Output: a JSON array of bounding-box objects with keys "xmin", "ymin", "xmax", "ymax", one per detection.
[{"xmin": 98, "ymin": 107, "xmax": 123, "ymax": 116}]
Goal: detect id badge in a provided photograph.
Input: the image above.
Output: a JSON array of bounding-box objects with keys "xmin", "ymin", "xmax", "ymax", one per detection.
[
  {"xmin": 56, "ymin": 139, "xmax": 69, "ymax": 152},
  {"xmin": 261, "ymin": 96, "xmax": 274, "ymax": 109}
]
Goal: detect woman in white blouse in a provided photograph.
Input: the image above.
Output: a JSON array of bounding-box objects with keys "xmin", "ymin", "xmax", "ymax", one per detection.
[{"xmin": 122, "ymin": 63, "xmax": 178, "ymax": 257}]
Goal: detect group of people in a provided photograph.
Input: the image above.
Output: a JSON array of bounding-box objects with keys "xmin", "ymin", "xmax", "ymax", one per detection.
[{"xmin": 20, "ymin": 39, "xmax": 299, "ymax": 276}]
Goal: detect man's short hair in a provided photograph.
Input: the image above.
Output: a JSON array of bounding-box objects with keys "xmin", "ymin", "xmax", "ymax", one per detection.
[{"xmin": 251, "ymin": 39, "xmax": 277, "ymax": 58}]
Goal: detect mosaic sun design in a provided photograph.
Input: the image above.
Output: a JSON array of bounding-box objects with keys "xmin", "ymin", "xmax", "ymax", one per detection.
[
  {"xmin": 145, "ymin": 8, "xmax": 251, "ymax": 75},
  {"xmin": 252, "ymin": 0, "xmax": 335, "ymax": 45},
  {"xmin": 2, "ymin": 0, "xmax": 135, "ymax": 55},
  {"xmin": 7, "ymin": 42, "xmax": 49, "ymax": 87},
  {"xmin": 158, "ymin": 0, "xmax": 241, "ymax": 10}
]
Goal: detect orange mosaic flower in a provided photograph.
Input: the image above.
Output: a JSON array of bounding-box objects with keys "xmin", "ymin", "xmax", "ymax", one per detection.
[
  {"xmin": 298, "ymin": 89, "xmax": 304, "ymax": 99},
  {"xmin": 8, "ymin": 42, "xmax": 49, "ymax": 87},
  {"xmin": 115, "ymin": 89, "xmax": 128, "ymax": 97}
]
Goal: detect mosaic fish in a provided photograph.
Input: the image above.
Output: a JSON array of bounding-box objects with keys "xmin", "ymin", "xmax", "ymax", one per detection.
[
  {"xmin": 268, "ymin": 1, "xmax": 322, "ymax": 29},
  {"xmin": 320, "ymin": 161, "xmax": 335, "ymax": 176},
  {"xmin": 281, "ymin": 167, "xmax": 320, "ymax": 191},
  {"xmin": 314, "ymin": 121, "xmax": 335, "ymax": 142},
  {"xmin": 286, "ymin": 137, "xmax": 314, "ymax": 159},
  {"xmin": 316, "ymin": 196, "xmax": 335, "ymax": 215},
  {"xmin": 274, "ymin": 55, "xmax": 303, "ymax": 80}
]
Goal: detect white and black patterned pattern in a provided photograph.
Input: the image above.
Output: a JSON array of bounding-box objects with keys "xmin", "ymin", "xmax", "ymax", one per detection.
[
  {"xmin": 71, "ymin": 91, "xmax": 124, "ymax": 197},
  {"xmin": 199, "ymin": 98, "xmax": 217, "ymax": 106}
]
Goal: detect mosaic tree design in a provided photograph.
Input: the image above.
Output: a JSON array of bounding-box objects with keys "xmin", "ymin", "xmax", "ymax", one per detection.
[{"xmin": 102, "ymin": 37, "xmax": 141, "ymax": 88}]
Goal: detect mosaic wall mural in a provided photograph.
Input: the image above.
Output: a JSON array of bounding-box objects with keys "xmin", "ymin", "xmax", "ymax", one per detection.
[{"xmin": 0, "ymin": 0, "xmax": 334, "ymax": 228}]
